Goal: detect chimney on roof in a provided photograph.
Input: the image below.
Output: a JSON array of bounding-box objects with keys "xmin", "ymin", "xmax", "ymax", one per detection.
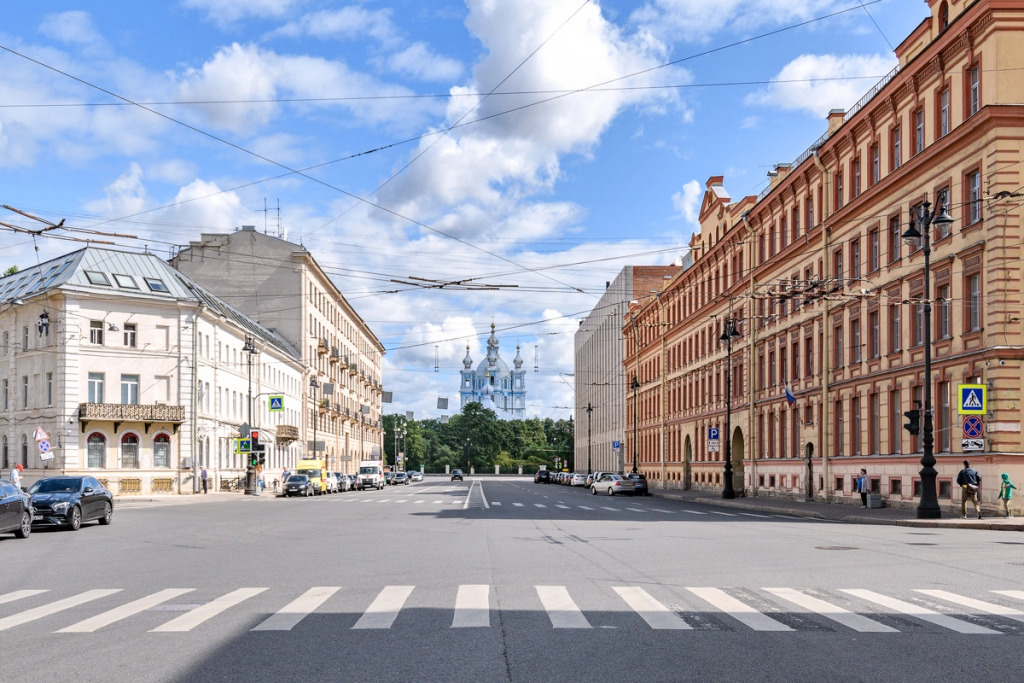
[{"xmin": 827, "ymin": 109, "xmax": 846, "ymax": 136}]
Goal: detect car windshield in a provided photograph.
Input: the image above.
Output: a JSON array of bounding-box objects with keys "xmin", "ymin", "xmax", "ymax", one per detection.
[
  {"xmin": 296, "ymin": 469, "xmax": 320, "ymax": 478},
  {"xmin": 29, "ymin": 478, "xmax": 82, "ymax": 494},
  {"xmin": 359, "ymin": 467, "xmax": 378, "ymax": 475},
  {"xmin": 453, "ymin": 469, "xmax": 462, "ymax": 474},
  {"xmin": 286, "ymin": 475, "xmax": 308, "ymax": 483}
]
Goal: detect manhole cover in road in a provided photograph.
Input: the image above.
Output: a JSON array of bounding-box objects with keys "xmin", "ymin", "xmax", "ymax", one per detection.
[{"xmin": 815, "ymin": 546, "xmax": 858, "ymax": 551}]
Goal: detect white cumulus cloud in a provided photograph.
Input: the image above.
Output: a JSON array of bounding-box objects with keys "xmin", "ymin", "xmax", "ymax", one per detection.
[{"xmin": 745, "ymin": 53, "xmax": 897, "ymax": 116}]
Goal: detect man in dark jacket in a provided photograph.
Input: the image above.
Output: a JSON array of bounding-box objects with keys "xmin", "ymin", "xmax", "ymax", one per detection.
[{"xmin": 956, "ymin": 460, "xmax": 982, "ymax": 519}]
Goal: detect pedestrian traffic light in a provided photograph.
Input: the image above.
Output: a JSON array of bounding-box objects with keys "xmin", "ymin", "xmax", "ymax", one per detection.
[{"xmin": 903, "ymin": 402, "xmax": 921, "ymax": 435}]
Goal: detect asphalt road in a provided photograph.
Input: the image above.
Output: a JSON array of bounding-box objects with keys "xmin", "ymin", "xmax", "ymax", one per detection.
[{"xmin": 3, "ymin": 476, "xmax": 1022, "ymax": 683}]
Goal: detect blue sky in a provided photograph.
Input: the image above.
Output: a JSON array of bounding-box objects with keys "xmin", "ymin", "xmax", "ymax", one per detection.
[{"xmin": 0, "ymin": 0, "xmax": 927, "ymax": 421}]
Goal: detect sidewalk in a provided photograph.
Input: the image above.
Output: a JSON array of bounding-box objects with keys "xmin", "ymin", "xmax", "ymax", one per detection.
[
  {"xmin": 113, "ymin": 490, "xmax": 278, "ymax": 505},
  {"xmin": 654, "ymin": 487, "xmax": 1024, "ymax": 531}
]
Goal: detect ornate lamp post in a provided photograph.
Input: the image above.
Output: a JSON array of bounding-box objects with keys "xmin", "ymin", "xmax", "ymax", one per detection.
[
  {"xmin": 719, "ymin": 318, "xmax": 741, "ymax": 499},
  {"xmin": 903, "ymin": 192, "xmax": 953, "ymax": 519},
  {"xmin": 630, "ymin": 377, "xmax": 639, "ymax": 474}
]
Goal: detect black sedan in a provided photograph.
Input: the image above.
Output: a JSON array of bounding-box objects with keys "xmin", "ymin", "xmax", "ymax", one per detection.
[
  {"xmin": 0, "ymin": 479, "xmax": 32, "ymax": 539},
  {"xmin": 393, "ymin": 472, "xmax": 409, "ymax": 485},
  {"xmin": 626, "ymin": 472, "xmax": 649, "ymax": 496},
  {"xmin": 534, "ymin": 470, "xmax": 550, "ymax": 484},
  {"xmin": 451, "ymin": 469, "xmax": 464, "ymax": 481},
  {"xmin": 29, "ymin": 476, "xmax": 113, "ymax": 531},
  {"xmin": 283, "ymin": 474, "xmax": 314, "ymax": 497}
]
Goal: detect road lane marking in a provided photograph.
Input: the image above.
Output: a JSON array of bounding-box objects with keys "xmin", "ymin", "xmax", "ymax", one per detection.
[
  {"xmin": 839, "ymin": 589, "xmax": 999, "ymax": 634},
  {"xmin": 626, "ymin": 507, "xmax": 644, "ymax": 512},
  {"xmin": 681, "ymin": 510, "xmax": 707, "ymax": 515},
  {"xmin": 478, "ymin": 481, "xmax": 490, "ymax": 509},
  {"xmin": 59, "ymin": 589, "xmax": 195, "ymax": 633},
  {"xmin": 452, "ymin": 585, "xmax": 490, "ymax": 628},
  {"xmin": 432, "ymin": 500, "xmax": 443, "ymax": 504},
  {"xmin": 492, "ymin": 502, "xmax": 502, "ymax": 506},
  {"xmin": 650, "ymin": 509, "xmax": 676, "ymax": 514},
  {"xmin": 708, "ymin": 511, "xmax": 736, "ymax": 516},
  {"xmin": 915, "ymin": 590, "xmax": 1024, "ymax": 624},
  {"xmin": 534, "ymin": 504, "xmax": 547, "ymax": 508},
  {"xmin": 577, "ymin": 506, "xmax": 594, "ymax": 510},
  {"xmin": 513, "ymin": 503, "xmax": 524, "ymax": 507},
  {"xmin": 994, "ymin": 590, "xmax": 1024, "ymax": 602},
  {"xmin": 764, "ymin": 588, "xmax": 897, "ymax": 633},
  {"xmin": 614, "ymin": 587, "xmax": 690, "ymax": 630},
  {"xmin": 414, "ymin": 500, "xmax": 425, "ymax": 504},
  {"xmin": 600, "ymin": 506, "xmax": 618, "ymax": 511},
  {"xmin": 151, "ymin": 588, "xmax": 267, "ymax": 632},
  {"xmin": 536, "ymin": 586, "xmax": 591, "ymax": 628},
  {"xmin": 0, "ymin": 590, "xmax": 121, "ymax": 631},
  {"xmin": 739, "ymin": 513, "xmax": 771, "ymax": 518},
  {"xmin": 556, "ymin": 505, "xmax": 570, "ymax": 509},
  {"xmin": 352, "ymin": 586, "xmax": 414, "ymax": 629},
  {"xmin": 0, "ymin": 590, "xmax": 48, "ymax": 605},
  {"xmin": 687, "ymin": 587, "xmax": 793, "ymax": 631},
  {"xmin": 251, "ymin": 587, "xmax": 340, "ymax": 631}
]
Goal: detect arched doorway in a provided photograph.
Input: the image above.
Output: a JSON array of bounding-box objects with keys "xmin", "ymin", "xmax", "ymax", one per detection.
[
  {"xmin": 805, "ymin": 442, "xmax": 815, "ymax": 498},
  {"xmin": 683, "ymin": 435, "xmax": 692, "ymax": 490},
  {"xmin": 731, "ymin": 426, "xmax": 744, "ymax": 495}
]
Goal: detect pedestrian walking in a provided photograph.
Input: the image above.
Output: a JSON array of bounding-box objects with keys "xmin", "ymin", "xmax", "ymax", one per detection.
[
  {"xmin": 956, "ymin": 459, "xmax": 983, "ymax": 519},
  {"xmin": 998, "ymin": 473, "xmax": 1017, "ymax": 518},
  {"xmin": 200, "ymin": 466, "xmax": 208, "ymax": 494},
  {"xmin": 257, "ymin": 469, "xmax": 265, "ymax": 495},
  {"xmin": 856, "ymin": 469, "xmax": 870, "ymax": 508},
  {"xmin": 9, "ymin": 463, "xmax": 23, "ymax": 488}
]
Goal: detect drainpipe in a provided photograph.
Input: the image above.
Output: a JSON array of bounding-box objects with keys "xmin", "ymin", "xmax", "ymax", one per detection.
[
  {"xmin": 742, "ymin": 212, "xmax": 758, "ymax": 496},
  {"xmin": 813, "ymin": 151, "xmax": 831, "ymax": 503}
]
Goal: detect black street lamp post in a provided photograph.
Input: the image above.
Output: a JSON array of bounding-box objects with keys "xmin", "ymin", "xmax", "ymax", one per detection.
[
  {"xmin": 243, "ymin": 336, "xmax": 257, "ymax": 495},
  {"xmin": 630, "ymin": 377, "xmax": 639, "ymax": 474},
  {"xmin": 903, "ymin": 193, "xmax": 953, "ymax": 519},
  {"xmin": 719, "ymin": 318, "xmax": 741, "ymax": 499},
  {"xmin": 310, "ymin": 376, "xmax": 320, "ymax": 460},
  {"xmin": 586, "ymin": 402, "xmax": 593, "ymax": 475}
]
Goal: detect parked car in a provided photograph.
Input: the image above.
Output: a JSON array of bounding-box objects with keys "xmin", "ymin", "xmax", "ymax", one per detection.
[
  {"xmin": 590, "ymin": 473, "xmax": 632, "ymax": 496},
  {"xmin": 348, "ymin": 474, "xmax": 359, "ymax": 490},
  {"xmin": 534, "ymin": 470, "xmax": 550, "ymax": 484},
  {"xmin": 570, "ymin": 473, "xmax": 587, "ymax": 486},
  {"xmin": 0, "ymin": 479, "xmax": 32, "ymax": 538},
  {"xmin": 283, "ymin": 474, "xmax": 314, "ymax": 497},
  {"xmin": 393, "ymin": 472, "xmax": 409, "ymax": 485},
  {"xmin": 385, "ymin": 472, "xmax": 397, "ymax": 485},
  {"xmin": 324, "ymin": 472, "xmax": 339, "ymax": 494},
  {"xmin": 408, "ymin": 471, "xmax": 423, "ymax": 482},
  {"xmin": 29, "ymin": 476, "xmax": 113, "ymax": 531},
  {"xmin": 625, "ymin": 472, "xmax": 649, "ymax": 496},
  {"xmin": 451, "ymin": 469, "xmax": 464, "ymax": 481},
  {"xmin": 331, "ymin": 472, "xmax": 348, "ymax": 492}
]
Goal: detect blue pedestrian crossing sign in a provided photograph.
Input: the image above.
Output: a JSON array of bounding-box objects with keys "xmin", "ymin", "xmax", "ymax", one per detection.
[
  {"xmin": 958, "ymin": 384, "xmax": 986, "ymax": 415},
  {"xmin": 268, "ymin": 395, "xmax": 284, "ymax": 412}
]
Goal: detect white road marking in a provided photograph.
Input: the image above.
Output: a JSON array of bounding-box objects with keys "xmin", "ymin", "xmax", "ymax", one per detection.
[
  {"xmin": 513, "ymin": 503, "xmax": 524, "ymax": 507},
  {"xmin": 477, "ymin": 481, "xmax": 490, "ymax": 509},
  {"xmin": 687, "ymin": 587, "xmax": 793, "ymax": 631},
  {"xmin": 916, "ymin": 590, "xmax": 1024, "ymax": 624},
  {"xmin": 556, "ymin": 505, "xmax": 570, "ymax": 509},
  {"xmin": 452, "ymin": 585, "xmax": 490, "ymax": 628},
  {"xmin": 738, "ymin": 513, "xmax": 771, "ymax": 518},
  {"xmin": 536, "ymin": 586, "xmax": 591, "ymax": 629},
  {"xmin": 577, "ymin": 506, "xmax": 594, "ymax": 510},
  {"xmin": 650, "ymin": 509, "xmax": 676, "ymax": 514},
  {"xmin": 600, "ymin": 506, "xmax": 618, "ymax": 511},
  {"xmin": 492, "ymin": 502, "xmax": 502, "ymax": 506},
  {"xmin": 840, "ymin": 589, "xmax": 999, "ymax": 634},
  {"xmin": 414, "ymin": 500, "xmax": 425, "ymax": 504},
  {"xmin": 0, "ymin": 590, "xmax": 48, "ymax": 605},
  {"xmin": 534, "ymin": 504, "xmax": 547, "ymax": 508},
  {"xmin": 764, "ymin": 588, "xmax": 897, "ymax": 633},
  {"xmin": 994, "ymin": 590, "xmax": 1024, "ymax": 602},
  {"xmin": 352, "ymin": 586, "xmax": 414, "ymax": 630},
  {"xmin": 432, "ymin": 500, "xmax": 443, "ymax": 504},
  {"xmin": 251, "ymin": 587, "xmax": 340, "ymax": 631},
  {"xmin": 708, "ymin": 511, "xmax": 736, "ymax": 517},
  {"xmin": 0, "ymin": 590, "xmax": 121, "ymax": 632},
  {"xmin": 59, "ymin": 589, "xmax": 195, "ymax": 633},
  {"xmin": 151, "ymin": 588, "xmax": 267, "ymax": 632},
  {"xmin": 614, "ymin": 587, "xmax": 690, "ymax": 630},
  {"xmin": 681, "ymin": 510, "xmax": 707, "ymax": 515},
  {"xmin": 626, "ymin": 507, "xmax": 644, "ymax": 512}
]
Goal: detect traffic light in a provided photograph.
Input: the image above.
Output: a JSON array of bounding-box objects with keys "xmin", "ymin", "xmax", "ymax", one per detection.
[
  {"xmin": 250, "ymin": 430, "xmax": 260, "ymax": 450},
  {"xmin": 251, "ymin": 429, "xmax": 266, "ymax": 466},
  {"xmin": 903, "ymin": 402, "xmax": 921, "ymax": 435}
]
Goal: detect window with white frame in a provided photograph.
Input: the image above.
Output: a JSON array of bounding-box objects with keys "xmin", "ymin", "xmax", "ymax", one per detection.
[
  {"xmin": 90, "ymin": 321, "xmax": 104, "ymax": 345},
  {"xmin": 120, "ymin": 374, "xmax": 140, "ymax": 405},
  {"xmin": 88, "ymin": 373, "xmax": 104, "ymax": 403}
]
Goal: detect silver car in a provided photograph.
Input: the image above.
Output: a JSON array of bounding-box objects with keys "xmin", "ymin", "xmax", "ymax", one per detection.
[
  {"xmin": 591, "ymin": 473, "xmax": 632, "ymax": 496},
  {"xmin": 570, "ymin": 473, "xmax": 586, "ymax": 486}
]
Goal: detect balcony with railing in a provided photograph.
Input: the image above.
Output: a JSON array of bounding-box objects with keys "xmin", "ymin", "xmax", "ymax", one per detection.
[
  {"xmin": 78, "ymin": 403, "xmax": 185, "ymax": 433},
  {"xmin": 330, "ymin": 346, "xmax": 341, "ymax": 363},
  {"xmin": 317, "ymin": 338, "xmax": 329, "ymax": 355},
  {"xmin": 276, "ymin": 424, "xmax": 299, "ymax": 441}
]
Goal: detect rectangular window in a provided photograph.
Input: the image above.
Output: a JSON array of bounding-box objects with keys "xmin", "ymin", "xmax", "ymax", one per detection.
[
  {"xmin": 871, "ymin": 144, "xmax": 880, "ymax": 184},
  {"xmin": 835, "ymin": 172, "xmax": 844, "ymax": 210},
  {"xmin": 870, "ymin": 393, "xmax": 880, "ymax": 454},
  {"xmin": 852, "ymin": 319, "xmax": 861, "ymax": 363},
  {"xmin": 90, "ymin": 321, "xmax": 104, "ymax": 345},
  {"xmin": 888, "ymin": 215, "xmax": 901, "ymax": 263},
  {"xmin": 892, "ymin": 125, "xmax": 902, "ymax": 170},
  {"xmin": 938, "ymin": 284, "xmax": 951, "ymax": 338},
  {"xmin": 1, "ymin": 331, "xmax": 6, "ymax": 355},
  {"xmin": 967, "ymin": 171, "xmax": 981, "ymax": 224},
  {"xmin": 890, "ymin": 388, "xmax": 902, "ymax": 454},
  {"xmin": 969, "ymin": 65, "xmax": 980, "ymax": 116},
  {"xmin": 46, "ymin": 372, "xmax": 52, "ymax": 407},
  {"xmin": 22, "ymin": 376, "xmax": 28, "ymax": 409},
  {"xmin": 120, "ymin": 374, "xmax": 140, "ymax": 405},
  {"xmin": 853, "ymin": 158, "xmax": 861, "ymax": 197},
  {"xmin": 834, "ymin": 399, "xmax": 844, "ymax": 456},
  {"xmin": 2, "ymin": 379, "xmax": 7, "ymax": 411},
  {"xmin": 890, "ymin": 300, "xmax": 902, "ymax": 352},
  {"xmin": 805, "ymin": 335, "xmax": 814, "ymax": 377},
  {"xmin": 869, "ymin": 310, "xmax": 880, "ymax": 359},
  {"xmin": 791, "ymin": 340, "xmax": 800, "ymax": 380},
  {"xmin": 914, "ymin": 298, "xmax": 925, "ymax": 346},
  {"xmin": 124, "ymin": 323, "xmax": 137, "ymax": 347},
  {"xmin": 833, "ymin": 248, "xmax": 843, "ymax": 282},
  {"xmin": 88, "ymin": 373, "xmax": 104, "ymax": 403},
  {"xmin": 967, "ymin": 273, "xmax": 982, "ymax": 331},
  {"xmin": 850, "ymin": 239, "xmax": 861, "ymax": 279},
  {"xmin": 936, "ymin": 187, "xmax": 952, "ymax": 239},
  {"xmin": 792, "ymin": 206, "xmax": 799, "ymax": 236},
  {"xmin": 806, "ymin": 196, "xmax": 814, "ymax": 232},
  {"xmin": 870, "ymin": 229, "xmax": 879, "ymax": 271},
  {"xmin": 833, "ymin": 323, "xmax": 843, "ymax": 368},
  {"xmin": 940, "ymin": 88, "xmax": 950, "ymax": 136},
  {"xmin": 914, "ymin": 108, "xmax": 925, "ymax": 155},
  {"xmin": 852, "ymin": 396, "xmax": 862, "ymax": 455}
]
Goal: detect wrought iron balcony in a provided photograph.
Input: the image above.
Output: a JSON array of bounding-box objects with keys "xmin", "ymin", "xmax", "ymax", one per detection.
[
  {"xmin": 276, "ymin": 424, "xmax": 299, "ymax": 441},
  {"xmin": 78, "ymin": 402, "xmax": 185, "ymax": 433}
]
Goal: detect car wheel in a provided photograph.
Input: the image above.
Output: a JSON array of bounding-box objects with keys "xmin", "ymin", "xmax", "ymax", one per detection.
[
  {"xmin": 591, "ymin": 486, "xmax": 597, "ymax": 495},
  {"xmin": 98, "ymin": 502, "xmax": 113, "ymax": 526},
  {"xmin": 607, "ymin": 487, "xmax": 614, "ymax": 496},
  {"xmin": 68, "ymin": 505, "xmax": 82, "ymax": 531},
  {"xmin": 14, "ymin": 511, "xmax": 31, "ymax": 538}
]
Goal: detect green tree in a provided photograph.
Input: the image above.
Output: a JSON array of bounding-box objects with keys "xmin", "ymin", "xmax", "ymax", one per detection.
[{"xmin": 2, "ymin": 265, "xmax": 17, "ymax": 277}]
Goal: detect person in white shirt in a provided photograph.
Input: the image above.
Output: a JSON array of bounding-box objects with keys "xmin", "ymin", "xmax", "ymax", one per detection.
[{"xmin": 10, "ymin": 463, "xmax": 23, "ymax": 488}]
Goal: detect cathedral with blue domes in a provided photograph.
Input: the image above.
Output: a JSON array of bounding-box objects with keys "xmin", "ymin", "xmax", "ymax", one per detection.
[{"xmin": 460, "ymin": 323, "xmax": 527, "ymax": 415}]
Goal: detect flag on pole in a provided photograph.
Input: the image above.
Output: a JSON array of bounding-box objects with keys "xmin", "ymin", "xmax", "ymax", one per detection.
[{"xmin": 784, "ymin": 385, "xmax": 796, "ymax": 405}]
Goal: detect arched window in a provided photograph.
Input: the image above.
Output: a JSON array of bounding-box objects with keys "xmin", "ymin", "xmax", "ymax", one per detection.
[
  {"xmin": 939, "ymin": 1, "xmax": 949, "ymax": 30},
  {"xmin": 120, "ymin": 433, "xmax": 139, "ymax": 469},
  {"xmin": 153, "ymin": 434, "xmax": 171, "ymax": 468},
  {"xmin": 87, "ymin": 433, "xmax": 106, "ymax": 468},
  {"xmin": 20, "ymin": 434, "xmax": 28, "ymax": 467}
]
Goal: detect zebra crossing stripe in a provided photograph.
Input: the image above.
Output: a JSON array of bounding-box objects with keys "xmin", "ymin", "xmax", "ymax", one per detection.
[
  {"xmin": 613, "ymin": 587, "xmax": 690, "ymax": 630},
  {"xmin": 492, "ymin": 502, "xmax": 502, "ymax": 506},
  {"xmin": 993, "ymin": 590, "xmax": 1024, "ymax": 602},
  {"xmin": 0, "ymin": 590, "xmax": 48, "ymax": 605},
  {"xmin": 536, "ymin": 586, "xmax": 590, "ymax": 629},
  {"xmin": 513, "ymin": 503, "xmax": 524, "ymax": 507},
  {"xmin": 915, "ymin": 590, "xmax": 1024, "ymax": 624},
  {"xmin": 251, "ymin": 587, "xmax": 340, "ymax": 631},
  {"xmin": 577, "ymin": 506, "xmax": 594, "ymax": 510},
  {"xmin": 59, "ymin": 589, "xmax": 195, "ymax": 633},
  {"xmin": 626, "ymin": 508, "xmax": 644, "ymax": 512},
  {"xmin": 600, "ymin": 507, "xmax": 617, "ymax": 511},
  {"xmin": 352, "ymin": 586, "xmax": 414, "ymax": 629},
  {"xmin": 0, "ymin": 589, "xmax": 121, "ymax": 632},
  {"xmin": 687, "ymin": 587, "xmax": 793, "ymax": 631},
  {"xmin": 764, "ymin": 588, "xmax": 897, "ymax": 633},
  {"xmin": 452, "ymin": 585, "xmax": 490, "ymax": 628},
  {"xmin": 840, "ymin": 589, "xmax": 1000, "ymax": 634},
  {"xmin": 534, "ymin": 504, "xmax": 546, "ymax": 508},
  {"xmin": 556, "ymin": 505, "xmax": 570, "ymax": 509},
  {"xmin": 151, "ymin": 588, "xmax": 267, "ymax": 632}
]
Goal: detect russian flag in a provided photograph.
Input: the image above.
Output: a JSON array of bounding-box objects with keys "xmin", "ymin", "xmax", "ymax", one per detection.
[{"xmin": 784, "ymin": 385, "xmax": 796, "ymax": 405}]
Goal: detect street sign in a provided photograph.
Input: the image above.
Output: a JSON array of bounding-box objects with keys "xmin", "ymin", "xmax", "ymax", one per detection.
[
  {"xmin": 234, "ymin": 438, "xmax": 252, "ymax": 453},
  {"xmin": 237, "ymin": 422, "xmax": 251, "ymax": 437},
  {"xmin": 38, "ymin": 439, "xmax": 53, "ymax": 461},
  {"xmin": 708, "ymin": 440, "xmax": 720, "ymax": 452},
  {"xmin": 958, "ymin": 384, "xmax": 986, "ymax": 415},
  {"xmin": 307, "ymin": 440, "xmax": 325, "ymax": 452},
  {"xmin": 612, "ymin": 440, "xmax": 621, "ymax": 450},
  {"xmin": 962, "ymin": 416, "xmax": 983, "ymax": 438},
  {"xmin": 268, "ymin": 396, "xmax": 284, "ymax": 412},
  {"xmin": 962, "ymin": 438, "xmax": 984, "ymax": 451},
  {"xmin": 708, "ymin": 427, "xmax": 720, "ymax": 441}
]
